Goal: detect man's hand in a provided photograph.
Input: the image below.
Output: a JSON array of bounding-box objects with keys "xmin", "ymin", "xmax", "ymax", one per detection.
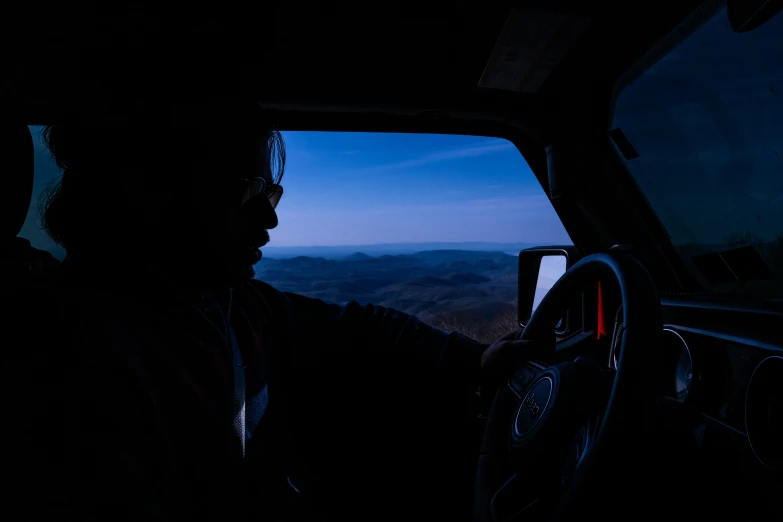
[{"xmin": 480, "ymin": 329, "xmax": 555, "ymax": 385}]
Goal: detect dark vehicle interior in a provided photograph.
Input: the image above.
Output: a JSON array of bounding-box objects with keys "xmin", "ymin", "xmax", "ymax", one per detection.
[{"xmin": 4, "ymin": 1, "xmax": 783, "ymax": 521}]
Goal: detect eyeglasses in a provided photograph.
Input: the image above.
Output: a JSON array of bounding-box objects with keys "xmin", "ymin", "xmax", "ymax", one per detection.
[{"xmin": 242, "ymin": 177, "xmax": 283, "ymax": 209}]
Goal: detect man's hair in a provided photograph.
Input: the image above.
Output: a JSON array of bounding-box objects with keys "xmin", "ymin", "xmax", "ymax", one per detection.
[{"xmin": 40, "ymin": 98, "xmax": 285, "ymax": 252}]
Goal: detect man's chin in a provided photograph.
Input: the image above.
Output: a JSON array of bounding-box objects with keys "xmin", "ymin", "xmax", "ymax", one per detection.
[
  {"xmin": 222, "ymin": 261, "xmax": 257, "ymax": 287},
  {"xmin": 227, "ymin": 249, "xmax": 263, "ymax": 286},
  {"xmin": 238, "ymin": 263, "xmax": 257, "ymax": 284}
]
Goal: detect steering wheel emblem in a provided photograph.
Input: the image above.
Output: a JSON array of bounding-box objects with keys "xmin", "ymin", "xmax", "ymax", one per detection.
[
  {"xmin": 525, "ymin": 395, "xmax": 540, "ymax": 417},
  {"xmin": 514, "ymin": 376, "xmax": 554, "ymax": 438}
]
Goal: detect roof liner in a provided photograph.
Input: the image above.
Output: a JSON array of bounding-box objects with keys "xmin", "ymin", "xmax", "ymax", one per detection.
[{"xmin": 8, "ymin": 1, "xmax": 705, "ymax": 134}]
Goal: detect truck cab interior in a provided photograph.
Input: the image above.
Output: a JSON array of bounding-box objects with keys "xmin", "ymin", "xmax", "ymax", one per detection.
[{"xmin": 4, "ymin": 1, "xmax": 783, "ymax": 520}]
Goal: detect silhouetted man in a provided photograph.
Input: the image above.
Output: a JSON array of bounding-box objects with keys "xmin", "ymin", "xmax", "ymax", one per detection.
[{"xmin": 16, "ymin": 97, "xmax": 536, "ymax": 521}]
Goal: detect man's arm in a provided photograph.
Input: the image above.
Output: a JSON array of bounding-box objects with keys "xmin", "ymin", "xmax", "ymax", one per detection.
[
  {"xmin": 245, "ymin": 282, "xmax": 492, "ymax": 520},
  {"xmin": 248, "ymin": 280, "xmax": 488, "ymax": 385}
]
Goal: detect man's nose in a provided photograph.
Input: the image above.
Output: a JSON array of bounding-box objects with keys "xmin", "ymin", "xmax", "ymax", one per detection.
[{"xmin": 241, "ymin": 193, "xmax": 278, "ymax": 229}]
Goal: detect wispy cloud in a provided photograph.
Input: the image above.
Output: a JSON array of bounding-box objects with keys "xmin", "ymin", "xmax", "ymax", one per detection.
[
  {"xmin": 365, "ymin": 140, "xmax": 517, "ymax": 172},
  {"xmin": 279, "ymin": 195, "xmax": 548, "ymax": 219},
  {"xmin": 273, "ymin": 194, "xmax": 567, "ymax": 246}
]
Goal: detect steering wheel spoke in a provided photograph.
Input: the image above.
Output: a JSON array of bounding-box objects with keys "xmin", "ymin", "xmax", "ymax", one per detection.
[{"xmin": 491, "ymin": 474, "xmax": 544, "ymax": 522}]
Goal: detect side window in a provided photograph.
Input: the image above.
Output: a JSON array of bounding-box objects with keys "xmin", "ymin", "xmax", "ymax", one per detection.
[
  {"xmin": 23, "ymin": 127, "xmax": 569, "ymax": 342},
  {"xmin": 23, "ymin": 126, "xmax": 64, "ymax": 259},
  {"xmin": 257, "ymin": 132, "xmax": 570, "ymax": 343}
]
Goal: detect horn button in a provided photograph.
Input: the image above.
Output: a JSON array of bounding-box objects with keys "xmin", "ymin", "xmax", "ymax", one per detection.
[
  {"xmin": 510, "ymin": 362, "xmax": 608, "ymax": 449},
  {"xmin": 514, "ymin": 376, "xmax": 554, "ymax": 439}
]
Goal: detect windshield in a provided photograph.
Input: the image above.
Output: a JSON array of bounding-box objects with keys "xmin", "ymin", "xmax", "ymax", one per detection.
[{"xmin": 612, "ymin": 2, "xmax": 783, "ymax": 297}]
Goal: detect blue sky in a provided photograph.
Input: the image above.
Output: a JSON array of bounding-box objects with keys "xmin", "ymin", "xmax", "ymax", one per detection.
[
  {"xmin": 24, "ymin": 128, "xmax": 570, "ymax": 251},
  {"xmin": 270, "ymin": 132, "xmax": 569, "ymax": 246}
]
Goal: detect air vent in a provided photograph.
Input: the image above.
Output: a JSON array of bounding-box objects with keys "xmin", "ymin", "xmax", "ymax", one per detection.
[{"xmin": 745, "ymin": 356, "xmax": 783, "ymax": 469}]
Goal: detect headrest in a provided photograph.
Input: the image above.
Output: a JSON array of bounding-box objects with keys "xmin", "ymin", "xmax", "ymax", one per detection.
[{"xmin": 0, "ymin": 123, "xmax": 34, "ymax": 241}]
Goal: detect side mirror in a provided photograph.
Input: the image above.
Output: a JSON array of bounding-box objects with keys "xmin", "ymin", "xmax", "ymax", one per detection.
[{"xmin": 518, "ymin": 246, "xmax": 581, "ymax": 335}]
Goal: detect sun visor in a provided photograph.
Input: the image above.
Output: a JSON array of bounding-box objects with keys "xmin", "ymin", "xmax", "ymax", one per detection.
[{"xmin": 478, "ymin": 7, "xmax": 591, "ymax": 93}]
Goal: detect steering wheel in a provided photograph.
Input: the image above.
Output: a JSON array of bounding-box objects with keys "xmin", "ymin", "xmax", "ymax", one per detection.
[{"xmin": 474, "ymin": 252, "xmax": 662, "ymax": 522}]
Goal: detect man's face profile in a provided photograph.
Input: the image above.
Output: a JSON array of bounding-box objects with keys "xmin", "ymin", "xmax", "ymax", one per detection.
[{"xmin": 172, "ymin": 128, "xmax": 279, "ymax": 287}]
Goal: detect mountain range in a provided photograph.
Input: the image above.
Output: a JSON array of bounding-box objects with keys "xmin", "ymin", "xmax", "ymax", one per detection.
[
  {"xmin": 254, "ymin": 248, "xmax": 522, "ymax": 343},
  {"xmin": 260, "ymin": 241, "xmax": 536, "ymax": 259}
]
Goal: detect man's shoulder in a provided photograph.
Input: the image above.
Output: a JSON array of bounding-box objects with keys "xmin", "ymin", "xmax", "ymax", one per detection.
[
  {"xmin": 244, "ymin": 278, "xmax": 287, "ymax": 302},
  {"xmin": 242, "ymin": 279, "xmax": 316, "ymax": 308},
  {"xmin": 238, "ymin": 279, "xmax": 294, "ymax": 321},
  {"xmin": 240, "ymin": 279, "xmax": 340, "ymax": 323}
]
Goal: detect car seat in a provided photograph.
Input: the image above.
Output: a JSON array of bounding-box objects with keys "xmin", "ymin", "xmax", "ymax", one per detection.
[{"xmin": 0, "ymin": 121, "xmax": 60, "ymax": 283}]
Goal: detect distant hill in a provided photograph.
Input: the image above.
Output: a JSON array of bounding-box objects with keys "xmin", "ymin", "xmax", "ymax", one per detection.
[
  {"xmin": 343, "ymin": 252, "xmax": 373, "ymax": 261},
  {"xmin": 261, "ymin": 242, "xmax": 541, "ymax": 259},
  {"xmin": 445, "ymin": 272, "xmax": 492, "ymax": 284},
  {"xmin": 255, "ymin": 249, "xmax": 521, "ymax": 343}
]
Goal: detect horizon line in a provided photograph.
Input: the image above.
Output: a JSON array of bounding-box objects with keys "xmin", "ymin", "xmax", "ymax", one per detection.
[{"xmin": 263, "ymin": 240, "xmax": 539, "ymax": 249}]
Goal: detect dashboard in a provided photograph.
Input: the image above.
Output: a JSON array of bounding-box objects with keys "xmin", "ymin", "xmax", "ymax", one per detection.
[
  {"xmin": 608, "ymin": 325, "xmax": 693, "ymax": 402},
  {"xmin": 649, "ymin": 312, "xmax": 783, "ymax": 519},
  {"xmin": 660, "ymin": 301, "xmax": 783, "ymax": 468}
]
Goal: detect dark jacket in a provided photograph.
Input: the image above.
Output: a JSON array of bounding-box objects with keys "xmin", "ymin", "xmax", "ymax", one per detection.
[{"xmin": 7, "ymin": 271, "xmax": 486, "ymax": 521}]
